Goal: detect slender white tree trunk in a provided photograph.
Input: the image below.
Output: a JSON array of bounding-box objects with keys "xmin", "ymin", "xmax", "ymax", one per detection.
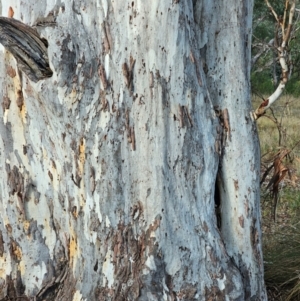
[{"xmin": 0, "ymin": 0, "xmax": 266, "ymax": 300}]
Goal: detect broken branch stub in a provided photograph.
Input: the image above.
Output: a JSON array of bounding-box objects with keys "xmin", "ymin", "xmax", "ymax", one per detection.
[{"xmin": 0, "ymin": 17, "xmax": 53, "ymax": 82}]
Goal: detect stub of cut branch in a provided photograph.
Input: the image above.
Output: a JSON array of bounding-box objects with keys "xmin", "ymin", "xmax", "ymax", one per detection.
[
  {"xmin": 253, "ymin": 82, "xmax": 285, "ymax": 119},
  {"xmin": 0, "ymin": 17, "xmax": 53, "ymax": 82}
]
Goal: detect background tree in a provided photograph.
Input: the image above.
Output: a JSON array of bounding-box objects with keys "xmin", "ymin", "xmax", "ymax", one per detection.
[
  {"xmin": 252, "ymin": 0, "xmax": 300, "ymax": 103},
  {"xmin": 0, "ymin": 0, "xmax": 266, "ymax": 300}
]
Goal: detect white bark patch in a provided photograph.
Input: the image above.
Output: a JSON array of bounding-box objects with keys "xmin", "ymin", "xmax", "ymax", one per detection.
[
  {"xmin": 3, "ymin": 108, "xmax": 9, "ymax": 124},
  {"xmin": 26, "ymin": 198, "xmax": 57, "ymax": 257},
  {"xmin": 102, "ymin": 249, "xmax": 114, "ymax": 288},
  {"xmin": 147, "ymin": 292, "xmax": 159, "ymax": 301},
  {"xmin": 2, "ymin": 1, "xmax": 19, "ymax": 19},
  {"xmin": 101, "ymin": 0, "xmax": 108, "ymax": 18},
  {"xmin": 93, "ymin": 194, "xmax": 103, "ymax": 223},
  {"xmin": 145, "ymin": 255, "xmax": 156, "ymax": 271},
  {"xmin": 72, "ymin": 290, "xmax": 86, "ymax": 301},
  {"xmin": 266, "ymin": 82, "xmax": 286, "ymax": 108},
  {"xmin": 119, "ymin": 87, "xmax": 124, "ymax": 103},
  {"xmin": 43, "ymin": 220, "xmax": 57, "ymax": 258},
  {"xmin": 217, "ymin": 274, "xmax": 226, "ymax": 290},
  {"xmin": 0, "ymin": 253, "xmax": 12, "ymax": 277},
  {"xmin": 105, "ymin": 53, "xmax": 110, "ymax": 79},
  {"xmin": 21, "ymin": 260, "xmax": 47, "ymax": 295},
  {"xmin": 105, "ymin": 215, "xmax": 111, "ymax": 227},
  {"xmin": 165, "ymin": 255, "xmax": 181, "ymax": 276},
  {"xmin": 98, "ymin": 110, "xmax": 110, "ymax": 129}
]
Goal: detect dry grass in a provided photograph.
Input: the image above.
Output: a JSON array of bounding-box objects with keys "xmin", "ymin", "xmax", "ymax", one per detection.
[
  {"xmin": 263, "ymin": 221, "xmax": 300, "ymax": 301},
  {"xmin": 254, "ymin": 95, "xmax": 300, "ymax": 157},
  {"xmin": 254, "ymin": 94, "xmax": 300, "ymax": 300}
]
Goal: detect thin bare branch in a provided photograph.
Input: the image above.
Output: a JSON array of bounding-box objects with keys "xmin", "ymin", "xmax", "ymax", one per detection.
[
  {"xmin": 283, "ymin": 1, "xmax": 295, "ymax": 46},
  {"xmin": 251, "ymin": 38, "xmax": 274, "ymax": 68},
  {"xmin": 264, "ymin": 0, "xmax": 279, "ymax": 23},
  {"xmin": 282, "ymin": 0, "xmax": 289, "ymax": 41}
]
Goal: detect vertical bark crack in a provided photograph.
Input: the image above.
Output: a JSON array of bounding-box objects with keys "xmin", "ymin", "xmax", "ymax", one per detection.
[{"xmin": 214, "ymin": 175, "xmax": 222, "ymax": 229}]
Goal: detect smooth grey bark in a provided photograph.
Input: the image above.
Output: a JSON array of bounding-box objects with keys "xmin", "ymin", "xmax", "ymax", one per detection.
[{"xmin": 0, "ymin": 0, "xmax": 266, "ymax": 300}]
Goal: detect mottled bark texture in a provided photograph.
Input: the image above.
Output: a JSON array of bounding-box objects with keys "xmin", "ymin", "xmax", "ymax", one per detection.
[{"xmin": 0, "ymin": 0, "xmax": 266, "ymax": 300}]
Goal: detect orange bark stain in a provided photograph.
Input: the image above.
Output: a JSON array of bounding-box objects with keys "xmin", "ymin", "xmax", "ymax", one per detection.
[
  {"xmin": 6, "ymin": 66, "xmax": 16, "ymax": 78},
  {"xmin": 23, "ymin": 220, "xmax": 30, "ymax": 234},
  {"xmin": 0, "ymin": 268, "xmax": 6, "ymax": 278},
  {"xmin": 69, "ymin": 235, "xmax": 78, "ymax": 262},
  {"xmin": 12, "ymin": 241, "xmax": 22, "ymax": 261},
  {"xmin": 78, "ymin": 138, "xmax": 86, "ymax": 181},
  {"xmin": 20, "ymin": 103, "xmax": 27, "ymax": 122},
  {"xmin": 8, "ymin": 7, "xmax": 14, "ymax": 18}
]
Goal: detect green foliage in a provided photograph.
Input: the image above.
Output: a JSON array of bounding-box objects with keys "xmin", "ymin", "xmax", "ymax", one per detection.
[
  {"xmin": 286, "ymin": 80, "xmax": 300, "ymax": 97},
  {"xmin": 251, "ymin": 73, "xmax": 300, "ymax": 97},
  {"xmin": 251, "ymin": 71, "xmax": 274, "ymax": 95},
  {"xmin": 285, "ymin": 187, "xmax": 300, "ymax": 211},
  {"xmin": 253, "ymin": 0, "xmax": 285, "ymax": 24}
]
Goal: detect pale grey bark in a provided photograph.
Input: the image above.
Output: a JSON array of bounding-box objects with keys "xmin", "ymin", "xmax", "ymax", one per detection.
[
  {"xmin": 0, "ymin": 0, "xmax": 266, "ymax": 300},
  {"xmin": 201, "ymin": 1, "xmax": 267, "ymax": 299}
]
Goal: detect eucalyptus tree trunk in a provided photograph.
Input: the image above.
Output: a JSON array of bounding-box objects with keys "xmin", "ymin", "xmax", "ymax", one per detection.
[{"xmin": 0, "ymin": 0, "xmax": 267, "ymax": 300}]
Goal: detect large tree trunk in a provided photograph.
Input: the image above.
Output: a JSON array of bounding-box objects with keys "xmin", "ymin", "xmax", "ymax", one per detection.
[{"xmin": 0, "ymin": 0, "xmax": 266, "ymax": 300}]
